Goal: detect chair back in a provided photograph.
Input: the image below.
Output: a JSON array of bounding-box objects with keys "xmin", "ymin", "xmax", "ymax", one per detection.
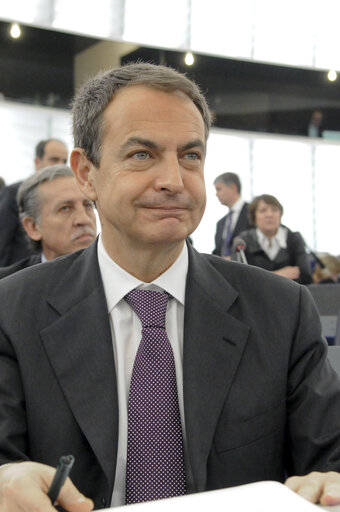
[{"xmin": 307, "ymin": 284, "xmax": 340, "ymax": 343}]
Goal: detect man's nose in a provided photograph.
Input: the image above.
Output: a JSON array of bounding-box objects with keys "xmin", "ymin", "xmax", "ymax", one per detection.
[
  {"xmin": 154, "ymin": 156, "xmax": 184, "ymax": 193},
  {"xmin": 73, "ymin": 206, "xmax": 93, "ymax": 225}
]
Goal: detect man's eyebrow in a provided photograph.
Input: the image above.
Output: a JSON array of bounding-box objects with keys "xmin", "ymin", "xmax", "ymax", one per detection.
[
  {"xmin": 179, "ymin": 139, "xmax": 206, "ymax": 154},
  {"xmin": 53, "ymin": 199, "xmax": 74, "ymax": 208},
  {"xmin": 119, "ymin": 137, "xmax": 206, "ymax": 156},
  {"xmin": 119, "ymin": 137, "xmax": 160, "ymax": 156}
]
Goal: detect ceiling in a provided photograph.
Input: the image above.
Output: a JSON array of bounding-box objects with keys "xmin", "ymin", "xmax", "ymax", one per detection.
[{"xmin": 1, "ymin": 20, "xmax": 340, "ymax": 135}]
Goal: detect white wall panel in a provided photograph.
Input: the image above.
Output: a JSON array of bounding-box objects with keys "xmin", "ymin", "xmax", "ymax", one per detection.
[
  {"xmin": 0, "ymin": 101, "xmax": 72, "ymax": 184},
  {"xmin": 314, "ymin": 144, "xmax": 340, "ymax": 254},
  {"xmin": 252, "ymin": 137, "xmax": 314, "ymax": 247},
  {"xmin": 2, "ymin": 0, "xmax": 340, "ymax": 71},
  {"xmin": 253, "ymin": 0, "xmax": 315, "ymax": 67},
  {"xmin": 123, "ymin": 0, "xmax": 189, "ymax": 48},
  {"xmin": 191, "ymin": 0, "xmax": 254, "ymax": 59}
]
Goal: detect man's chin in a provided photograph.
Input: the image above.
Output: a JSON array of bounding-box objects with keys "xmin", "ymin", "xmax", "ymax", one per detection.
[
  {"xmin": 139, "ymin": 228, "xmax": 190, "ymax": 247},
  {"xmin": 73, "ymin": 239, "xmax": 95, "ymax": 251}
]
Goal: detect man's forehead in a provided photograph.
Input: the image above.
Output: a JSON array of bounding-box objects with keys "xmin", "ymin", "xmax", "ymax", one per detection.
[
  {"xmin": 104, "ymin": 85, "xmax": 203, "ymax": 124},
  {"xmin": 39, "ymin": 177, "xmax": 76, "ymax": 198},
  {"xmin": 101, "ymin": 85, "xmax": 205, "ymax": 148},
  {"xmin": 44, "ymin": 140, "xmax": 67, "ymax": 154},
  {"xmin": 111, "ymin": 84, "xmax": 191, "ymax": 103}
]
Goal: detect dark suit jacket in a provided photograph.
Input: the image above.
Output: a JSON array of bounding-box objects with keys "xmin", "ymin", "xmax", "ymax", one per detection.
[
  {"xmin": 0, "ymin": 241, "xmax": 339, "ymax": 510},
  {"xmin": 213, "ymin": 202, "xmax": 251, "ymax": 256},
  {"xmin": 234, "ymin": 227, "xmax": 313, "ymax": 285},
  {"xmin": 0, "ymin": 254, "xmax": 41, "ymax": 278},
  {"xmin": 0, "ymin": 181, "xmax": 34, "ymax": 266}
]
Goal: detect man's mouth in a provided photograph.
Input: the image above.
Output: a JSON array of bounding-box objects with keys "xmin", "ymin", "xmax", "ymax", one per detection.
[{"xmin": 71, "ymin": 228, "xmax": 96, "ymax": 242}]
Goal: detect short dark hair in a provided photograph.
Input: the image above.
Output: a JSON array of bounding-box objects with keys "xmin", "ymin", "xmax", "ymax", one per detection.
[
  {"xmin": 17, "ymin": 165, "xmax": 74, "ymax": 252},
  {"xmin": 214, "ymin": 172, "xmax": 241, "ymax": 194},
  {"xmin": 72, "ymin": 62, "xmax": 212, "ymax": 167},
  {"xmin": 35, "ymin": 139, "xmax": 65, "ymax": 159},
  {"xmin": 248, "ymin": 194, "xmax": 283, "ymax": 225}
]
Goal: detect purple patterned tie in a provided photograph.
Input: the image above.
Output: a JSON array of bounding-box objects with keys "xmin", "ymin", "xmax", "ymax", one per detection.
[{"xmin": 124, "ymin": 289, "xmax": 186, "ymax": 504}]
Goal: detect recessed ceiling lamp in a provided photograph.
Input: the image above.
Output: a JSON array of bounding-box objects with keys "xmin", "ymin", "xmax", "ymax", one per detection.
[
  {"xmin": 10, "ymin": 23, "xmax": 22, "ymax": 39},
  {"xmin": 327, "ymin": 69, "xmax": 337, "ymax": 82},
  {"xmin": 184, "ymin": 51, "xmax": 195, "ymax": 66}
]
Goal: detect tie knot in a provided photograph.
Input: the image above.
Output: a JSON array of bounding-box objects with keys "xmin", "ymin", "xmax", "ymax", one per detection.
[{"xmin": 124, "ymin": 289, "xmax": 170, "ymax": 328}]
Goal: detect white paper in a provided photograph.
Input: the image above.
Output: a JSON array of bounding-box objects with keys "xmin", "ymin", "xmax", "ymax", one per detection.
[{"xmin": 101, "ymin": 480, "xmax": 328, "ymax": 511}]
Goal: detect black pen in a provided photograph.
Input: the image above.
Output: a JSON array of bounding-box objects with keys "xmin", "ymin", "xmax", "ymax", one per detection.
[{"xmin": 48, "ymin": 455, "xmax": 75, "ymax": 505}]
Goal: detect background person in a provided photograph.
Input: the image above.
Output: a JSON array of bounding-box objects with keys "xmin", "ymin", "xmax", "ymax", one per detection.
[
  {"xmin": 233, "ymin": 194, "xmax": 313, "ymax": 284},
  {"xmin": 313, "ymin": 253, "xmax": 340, "ymax": 284},
  {"xmin": 0, "ymin": 165, "xmax": 96, "ymax": 278},
  {"xmin": 0, "ymin": 138, "xmax": 68, "ymax": 267},
  {"xmin": 308, "ymin": 109, "xmax": 324, "ymax": 138},
  {"xmin": 212, "ymin": 172, "xmax": 251, "ymax": 258}
]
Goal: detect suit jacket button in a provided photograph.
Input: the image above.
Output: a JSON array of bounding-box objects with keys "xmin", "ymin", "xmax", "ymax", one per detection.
[{"xmin": 101, "ymin": 497, "xmax": 106, "ymax": 507}]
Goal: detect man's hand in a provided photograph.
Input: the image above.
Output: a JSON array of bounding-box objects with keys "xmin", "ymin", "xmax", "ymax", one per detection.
[
  {"xmin": 0, "ymin": 461, "xmax": 94, "ymax": 512},
  {"xmin": 285, "ymin": 471, "xmax": 340, "ymax": 506}
]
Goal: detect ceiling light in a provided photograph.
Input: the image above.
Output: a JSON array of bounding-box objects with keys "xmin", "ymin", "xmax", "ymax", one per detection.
[
  {"xmin": 327, "ymin": 69, "xmax": 337, "ymax": 82},
  {"xmin": 184, "ymin": 52, "xmax": 194, "ymax": 66},
  {"xmin": 10, "ymin": 23, "xmax": 22, "ymax": 39}
]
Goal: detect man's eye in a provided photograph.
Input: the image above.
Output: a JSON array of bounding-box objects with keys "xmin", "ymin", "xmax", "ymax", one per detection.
[
  {"xmin": 184, "ymin": 152, "xmax": 200, "ymax": 160},
  {"xmin": 131, "ymin": 151, "xmax": 150, "ymax": 160}
]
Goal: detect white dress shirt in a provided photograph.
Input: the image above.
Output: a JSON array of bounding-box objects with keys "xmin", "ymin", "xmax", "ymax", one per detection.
[
  {"xmin": 256, "ymin": 226, "xmax": 288, "ymax": 260},
  {"xmin": 97, "ymin": 236, "xmax": 188, "ymax": 507}
]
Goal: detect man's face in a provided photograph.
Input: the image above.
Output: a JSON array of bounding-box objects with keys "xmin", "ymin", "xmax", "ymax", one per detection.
[
  {"xmin": 75, "ymin": 86, "xmax": 206, "ymax": 256},
  {"xmin": 35, "ymin": 140, "xmax": 68, "ymax": 170},
  {"xmin": 29, "ymin": 177, "xmax": 96, "ymax": 260},
  {"xmin": 214, "ymin": 181, "xmax": 235, "ymax": 208}
]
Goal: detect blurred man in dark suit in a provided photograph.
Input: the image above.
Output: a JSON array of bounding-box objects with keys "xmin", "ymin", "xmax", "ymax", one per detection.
[
  {"xmin": 0, "ymin": 165, "xmax": 96, "ymax": 278},
  {"xmin": 213, "ymin": 172, "xmax": 251, "ymax": 258},
  {"xmin": 0, "ymin": 139, "xmax": 68, "ymax": 267}
]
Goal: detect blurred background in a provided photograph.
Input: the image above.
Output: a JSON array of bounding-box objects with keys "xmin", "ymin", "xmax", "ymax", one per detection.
[{"xmin": 0, "ymin": 0, "xmax": 339, "ymax": 253}]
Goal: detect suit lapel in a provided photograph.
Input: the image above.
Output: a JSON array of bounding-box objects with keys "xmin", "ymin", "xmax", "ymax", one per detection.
[
  {"xmin": 184, "ymin": 248, "xmax": 250, "ymax": 491},
  {"xmin": 40, "ymin": 244, "xmax": 118, "ymax": 490}
]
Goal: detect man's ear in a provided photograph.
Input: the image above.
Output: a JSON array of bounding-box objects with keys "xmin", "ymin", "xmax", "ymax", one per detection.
[
  {"xmin": 34, "ymin": 157, "xmax": 41, "ymax": 171},
  {"xmin": 70, "ymin": 148, "xmax": 98, "ymax": 201},
  {"xmin": 22, "ymin": 217, "xmax": 42, "ymax": 241}
]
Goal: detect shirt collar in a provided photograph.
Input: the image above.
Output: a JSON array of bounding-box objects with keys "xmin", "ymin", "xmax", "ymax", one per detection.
[
  {"xmin": 97, "ymin": 235, "xmax": 188, "ymax": 313},
  {"xmin": 230, "ymin": 196, "xmax": 244, "ymax": 214},
  {"xmin": 256, "ymin": 225, "xmax": 287, "ymax": 248}
]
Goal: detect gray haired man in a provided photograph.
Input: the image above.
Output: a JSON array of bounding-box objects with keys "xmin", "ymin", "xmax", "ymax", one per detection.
[{"xmin": 0, "ymin": 165, "xmax": 96, "ymax": 278}]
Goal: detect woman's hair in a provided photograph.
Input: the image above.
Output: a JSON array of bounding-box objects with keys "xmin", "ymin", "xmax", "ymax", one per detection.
[{"xmin": 248, "ymin": 194, "xmax": 283, "ymax": 225}]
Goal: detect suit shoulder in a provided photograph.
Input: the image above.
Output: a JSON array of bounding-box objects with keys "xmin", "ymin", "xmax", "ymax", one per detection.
[
  {"xmin": 216, "ymin": 214, "xmax": 227, "ymax": 226},
  {"xmin": 0, "ymin": 181, "xmax": 21, "ymax": 200},
  {"xmin": 0, "ymin": 250, "xmax": 83, "ymax": 294}
]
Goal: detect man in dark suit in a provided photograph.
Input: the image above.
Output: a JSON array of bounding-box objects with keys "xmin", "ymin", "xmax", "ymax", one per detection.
[
  {"xmin": 0, "ymin": 165, "xmax": 97, "ymax": 279},
  {"xmin": 0, "ymin": 139, "xmax": 68, "ymax": 267},
  {"xmin": 213, "ymin": 172, "xmax": 251, "ymax": 257},
  {"xmin": 1, "ymin": 63, "xmax": 340, "ymax": 511}
]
